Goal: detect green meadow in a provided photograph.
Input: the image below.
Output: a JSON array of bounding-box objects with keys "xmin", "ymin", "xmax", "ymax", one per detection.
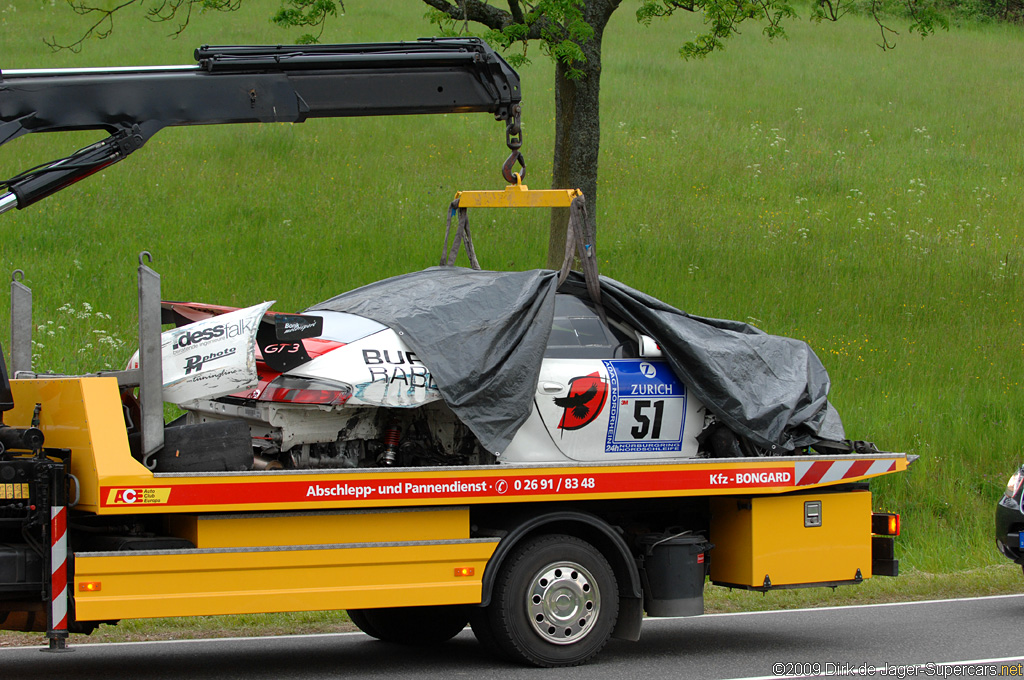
[{"xmin": 1, "ymin": 0, "xmax": 1022, "ymax": 587}]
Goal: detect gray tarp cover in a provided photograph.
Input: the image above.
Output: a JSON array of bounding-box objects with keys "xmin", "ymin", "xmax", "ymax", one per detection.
[{"xmin": 308, "ymin": 267, "xmax": 845, "ymax": 454}]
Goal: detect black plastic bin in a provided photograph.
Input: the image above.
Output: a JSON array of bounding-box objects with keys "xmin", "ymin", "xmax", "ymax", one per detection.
[
  {"xmin": 639, "ymin": 532, "xmax": 712, "ymax": 617},
  {"xmin": 0, "ymin": 543, "xmax": 43, "ymax": 596}
]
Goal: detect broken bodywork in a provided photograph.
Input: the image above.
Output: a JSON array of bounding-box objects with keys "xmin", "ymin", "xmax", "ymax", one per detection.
[{"xmin": 136, "ymin": 267, "xmax": 864, "ymax": 474}]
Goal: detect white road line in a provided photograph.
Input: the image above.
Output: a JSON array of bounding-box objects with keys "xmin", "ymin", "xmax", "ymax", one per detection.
[{"xmin": 644, "ymin": 592, "xmax": 1024, "ymax": 621}]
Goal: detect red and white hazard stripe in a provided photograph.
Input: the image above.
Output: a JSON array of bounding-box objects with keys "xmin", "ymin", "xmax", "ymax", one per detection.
[
  {"xmin": 50, "ymin": 505, "xmax": 68, "ymax": 631},
  {"xmin": 794, "ymin": 458, "xmax": 896, "ymax": 486}
]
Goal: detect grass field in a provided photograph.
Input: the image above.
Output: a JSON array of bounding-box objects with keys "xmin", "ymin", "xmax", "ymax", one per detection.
[{"xmin": 1, "ymin": 0, "xmax": 1022, "ymax": 611}]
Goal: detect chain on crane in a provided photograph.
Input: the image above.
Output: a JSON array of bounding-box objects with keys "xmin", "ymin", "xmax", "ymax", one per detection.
[
  {"xmin": 444, "ymin": 102, "xmax": 602, "ymax": 308},
  {"xmin": 502, "ymin": 104, "xmax": 525, "ymax": 183}
]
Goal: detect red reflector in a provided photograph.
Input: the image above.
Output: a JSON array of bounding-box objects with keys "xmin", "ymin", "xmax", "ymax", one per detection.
[
  {"xmin": 454, "ymin": 567, "xmax": 475, "ymax": 577},
  {"xmin": 79, "ymin": 582, "xmax": 102, "ymax": 592}
]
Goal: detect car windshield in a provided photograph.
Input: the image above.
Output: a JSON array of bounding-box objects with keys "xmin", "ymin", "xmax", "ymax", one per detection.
[
  {"xmin": 307, "ymin": 311, "xmax": 387, "ymax": 344},
  {"xmin": 546, "ymin": 294, "xmax": 638, "ymax": 359}
]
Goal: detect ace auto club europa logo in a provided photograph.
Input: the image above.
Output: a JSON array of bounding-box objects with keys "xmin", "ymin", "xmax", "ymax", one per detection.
[{"xmin": 556, "ymin": 372, "xmax": 608, "ymax": 430}]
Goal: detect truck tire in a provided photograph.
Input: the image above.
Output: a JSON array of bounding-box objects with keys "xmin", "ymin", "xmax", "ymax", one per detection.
[
  {"xmin": 346, "ymin": 609, "xmax": 384, "ymax": 640},
  {"xmin": 468, "ymin": 606, "xmax": 508, "ymax": 660},
  {"xmin": 480, "ymin": 533, "xmax": 619, "ymax": 667},
  {"xmin": 346, "ymin": 605, "xmax": 469, "ymax": 645}
]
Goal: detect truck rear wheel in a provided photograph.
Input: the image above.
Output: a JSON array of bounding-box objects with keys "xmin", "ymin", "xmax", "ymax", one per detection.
[
  {"xmin": 478, "ymin": 533, "xmax": 619, "ymax": 667},
  {"xmin": 346, "ymin": 605, "xmax": 469, "ymax": 645}
]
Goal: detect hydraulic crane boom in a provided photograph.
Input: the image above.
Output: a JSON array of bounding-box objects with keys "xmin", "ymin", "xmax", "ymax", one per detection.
[{"xmin": 0, "ymin": 38, "xmax": 522, "ymax": 214}]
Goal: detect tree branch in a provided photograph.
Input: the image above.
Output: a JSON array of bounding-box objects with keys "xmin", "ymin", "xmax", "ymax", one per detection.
[
  {"xmin": 869, "ymin": 0, "xmax": 899, "ymax": 49},
  {"xmin": 420, "ymin": 0, "xmax": 515, "ymax": 30},
  {"xmin": 421, "ymin": 0, "xmax": 555, "ymax": 40},
  {"xmin": 45, "ymin": 0, "xmax": 142, "ymax": 52},
  {"xmin": 271, "ymin": 0, "xmax": 343, "ymax": 42},
  {"xmin": 47, "ymin": 0, "xmax": 251, "ymax": 51},
  {"xmin": 812, "ymin": 0, "xmax": 853, "ymax": 21},
  {"xmin": 508, "ymin": 0, "xmax": 526, "ymax": 24}
]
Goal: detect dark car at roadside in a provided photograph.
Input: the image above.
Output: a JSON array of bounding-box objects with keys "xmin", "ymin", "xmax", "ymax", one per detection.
[{"xmin": 996, "ymin": 465, "xmax": 1024, "ymax": 571}]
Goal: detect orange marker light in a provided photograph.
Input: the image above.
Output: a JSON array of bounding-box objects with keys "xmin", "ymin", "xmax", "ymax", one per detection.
[
  {"xmin": 454, "ymin": 567, "xmax": 475, "ymax": 577},
  {"xmin": 871, "ymin": 512, "xmax": 900, "ymax": 536},
  {"xmin": 79, "ymin": 582, "xmax": 102, "ymax": 592}
]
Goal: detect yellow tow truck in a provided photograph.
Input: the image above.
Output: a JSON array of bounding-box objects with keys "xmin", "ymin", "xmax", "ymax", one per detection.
[{"xmin": 0, "ymin": 40, "xmax": 904, "ymax": 667}]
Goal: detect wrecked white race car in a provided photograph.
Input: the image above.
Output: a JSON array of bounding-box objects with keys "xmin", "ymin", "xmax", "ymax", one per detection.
[{"xmin": 129, "ymin": 267, "xmax": 857, "ymax": 472}]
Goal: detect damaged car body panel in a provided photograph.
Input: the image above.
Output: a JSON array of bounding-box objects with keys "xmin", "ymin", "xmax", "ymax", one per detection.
[{"xmin": 143, "ymin": 266, "xmax": 859, "ymax": 472}]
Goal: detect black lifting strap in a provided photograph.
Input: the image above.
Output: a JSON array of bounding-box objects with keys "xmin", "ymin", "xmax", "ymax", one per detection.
[
  {"xmin": 440, "ymin": 198, "xmax": 481, "ymax": 270},
  {"xmin": 557, "ymin": 193, "xmax": 602, "ymax": 309}
]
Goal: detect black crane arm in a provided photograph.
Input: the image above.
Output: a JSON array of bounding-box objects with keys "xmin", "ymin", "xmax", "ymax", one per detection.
[{"xmin": 0, "ymin": 38, "xmax": 522, "ymax": 213}]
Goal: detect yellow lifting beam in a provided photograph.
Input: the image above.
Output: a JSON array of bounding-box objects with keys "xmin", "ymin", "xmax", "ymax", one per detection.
[
  {"xmin": 445, "ymin": 175, "xmax": 598, "ymax": 304},
  {"xmin": 454, "ymin": 176, "xmax": 582, "ymax": 209}
]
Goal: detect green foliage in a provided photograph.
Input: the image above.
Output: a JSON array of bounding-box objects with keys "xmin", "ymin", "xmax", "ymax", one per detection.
[
  {"xmin": 970, "ymin": 0, "xmax": 1024, "ymax": 22},
  {"xmin": 807, "ymin": 0, "xmax": 857, "ymax": 24},
  {"xmin": 856, "ymin": 0, "xmax": 950, "ymax": 33},
  {"xmin": 428, "ymin": 0, "xmax": 593, "ymax": 79},
  {"xmin": 47, "ymin": 0, "xmax": 958, "ymax": 83},
  {"xmin": 638, "ymin": 0, "xmax": 798, "ymax": 58},
  {"xmin": 638, "ymin": 0, "xmax": 953, "ymax": 58},
  {"xmin": 271, "ymin": 0, "xmax": 343, "ymax": 42},
  {"xmin": 907, "ymin": 4, "xmax": 950, "ymax": 36}
]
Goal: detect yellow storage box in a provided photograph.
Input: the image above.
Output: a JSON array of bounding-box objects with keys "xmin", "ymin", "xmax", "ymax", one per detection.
[{"xmin": 709, "ymin": 490, "xmax": 872, "ymax": 589}]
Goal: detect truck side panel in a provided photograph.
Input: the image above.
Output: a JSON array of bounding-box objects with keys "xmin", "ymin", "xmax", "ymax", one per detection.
[
  {"xmin": 167, "ymin": 506, "xmax": 471, "ymax": 549},
  {"xmin": 73, "ymin": 539, "xmax": 498, "ymax": 621}
]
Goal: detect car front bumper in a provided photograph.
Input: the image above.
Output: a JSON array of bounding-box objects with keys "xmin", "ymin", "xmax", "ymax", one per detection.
[{"xmin": 995, "ymin": 494, "xmax": 1024, "ymax": 565}]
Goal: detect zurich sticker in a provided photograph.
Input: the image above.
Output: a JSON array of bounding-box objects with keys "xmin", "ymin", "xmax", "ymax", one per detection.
[{"xmin": 602, "ymin": 360, "xmax": 686, "ymax": 453}]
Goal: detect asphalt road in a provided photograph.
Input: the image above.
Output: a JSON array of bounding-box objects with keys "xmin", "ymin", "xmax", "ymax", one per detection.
[{"xmin": 3, "ymin": 594, "xmax": 1023, "ymax": 679}]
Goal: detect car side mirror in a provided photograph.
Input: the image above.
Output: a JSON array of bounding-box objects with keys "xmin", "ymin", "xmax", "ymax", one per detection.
[{"xmin": 637, "ymin": 334, "xmax": 662, "ymax": 358}]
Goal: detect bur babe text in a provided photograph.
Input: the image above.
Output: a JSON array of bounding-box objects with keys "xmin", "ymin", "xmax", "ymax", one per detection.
[{"xmin": 362, "ymin": 349, "xmax": 438, "ymax": 389}]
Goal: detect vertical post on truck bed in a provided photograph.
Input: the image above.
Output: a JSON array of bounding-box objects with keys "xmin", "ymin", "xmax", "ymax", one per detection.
[
  {"xmin": 138, "ymin": 252, "xmax": 164, "ymax": 466},
  {"xmin": 10, "ymin": 270, "xmax": 32, "ymax": 376}
]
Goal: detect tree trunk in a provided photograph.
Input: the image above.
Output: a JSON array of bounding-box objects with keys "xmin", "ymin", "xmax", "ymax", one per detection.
[{"xmin": 546, "ymin": 0, "xmax": 620, "ymax": 270}]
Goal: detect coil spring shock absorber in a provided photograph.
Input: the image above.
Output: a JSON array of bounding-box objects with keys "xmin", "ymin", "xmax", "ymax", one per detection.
[{"xmin": 379, "ymin": 423, "xmax": 401, "ymax": 466}]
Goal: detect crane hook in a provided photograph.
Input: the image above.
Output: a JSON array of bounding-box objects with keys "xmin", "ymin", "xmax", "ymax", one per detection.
[{"xmin": 502, "ymin": 151, "xmax": 525, "ymax": 184}]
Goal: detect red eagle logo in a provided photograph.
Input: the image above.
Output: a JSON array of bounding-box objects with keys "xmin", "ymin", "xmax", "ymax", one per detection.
[{"xmin": 555, "ymin": 372, "xmax": 608, "ymax": 430}]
